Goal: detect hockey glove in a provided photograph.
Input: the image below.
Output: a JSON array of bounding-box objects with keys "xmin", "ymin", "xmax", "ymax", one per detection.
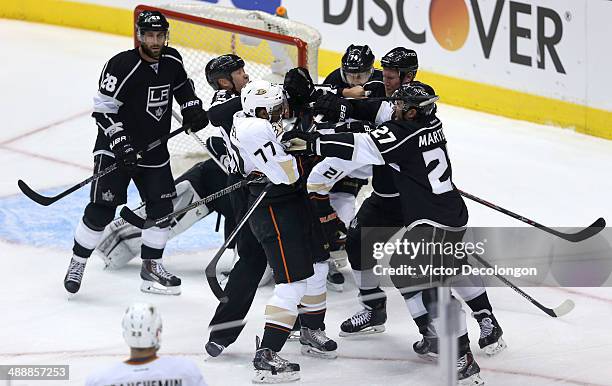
[
  {"xmin": 309, "ymin": 193, "xmax": 347, "ymax": 252},
  {"xmin": 284, "ymin": 67, "xmax": 315, "ymax": 111},
  {"xmin": 335, "ymin": 120, "xmax": 374, "ymax": 133},
  {"xmin": 109, "ymin": 132, "xmax": 138, "ymax": 177},
  {"xmin": 313, "ymin": 93, "xmax": 353, "ymax": 123},
  {"xmin": 181, "ymin": 99, "xmax": 209, "ymax": 133},
  {"xmin": 281, "ymin": 130, "xmax": 320, "ymax": 155}
]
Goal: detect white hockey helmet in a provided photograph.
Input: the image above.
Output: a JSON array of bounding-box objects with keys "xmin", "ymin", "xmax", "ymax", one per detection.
[
  {"xmin": 121, "ymin": 303, "xmax": 163, "ymax": 349},
  {"xmin": 241, "ymin": 80, "xmax": 286, "ymax": 119}
]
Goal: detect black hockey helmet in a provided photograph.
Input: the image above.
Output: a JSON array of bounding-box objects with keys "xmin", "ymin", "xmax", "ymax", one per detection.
[
  {"xmin": 392, "ymin": 81, "xmax": 438, "ymax": 117},
  {"xmin": 205, "ymin": 54, "xmax": 246, "ymax": 90},
  {"xmin": 341, "ymin": 45, "xmax": 375, "ymax": 86},
  {"xmin": 381, "ymin": 47, "xmax": 418, "ymax": 80},
  {"xmin": 136, "ymin": 10, "xmax": 169, "ymax": 34}
]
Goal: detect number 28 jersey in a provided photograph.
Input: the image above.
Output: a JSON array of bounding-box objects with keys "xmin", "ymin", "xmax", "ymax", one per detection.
[{"xmin": 92, "ymin": 47, "xmax": 197, "ymax": 167}]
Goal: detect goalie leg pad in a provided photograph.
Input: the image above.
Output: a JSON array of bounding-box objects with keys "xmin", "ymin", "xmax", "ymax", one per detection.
[{"xmin": 168, "ymin": 180, "xmax": 209, "ymax": 239}]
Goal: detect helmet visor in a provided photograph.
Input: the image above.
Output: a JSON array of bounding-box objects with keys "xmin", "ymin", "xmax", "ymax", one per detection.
[{"xmin": 341, "ymin": 68, "xmax": 373, "ymax": 87}]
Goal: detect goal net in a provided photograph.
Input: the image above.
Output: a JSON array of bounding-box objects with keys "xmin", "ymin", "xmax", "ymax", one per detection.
[{"xmin": 133, "ymin": 3, "xmax": 321, "ymax": 172}]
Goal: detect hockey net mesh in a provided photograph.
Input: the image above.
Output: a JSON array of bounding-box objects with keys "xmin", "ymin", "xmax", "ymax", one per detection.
[{"xmin": 134, "ymin": 3, "xmax": 321, "ymax": 173}]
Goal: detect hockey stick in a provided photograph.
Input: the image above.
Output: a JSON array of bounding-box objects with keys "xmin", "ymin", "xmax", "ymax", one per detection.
[
  {"xmin": 469, "ymin": 253, "xmax": 575, "ymax": 317},
  {"xmin": 119, "ymin": 176, "xmax": 267, "ymax": 229},
  {"xmin": 205, "ymin": 182, "xmax": 273, "ymax": 303},
  {"xmin": 458, "ymin": 189, "xmax": 605, "ymax": 243},
  {"xmin": 171, "ymin": 110, "xmax": 229, "ymax": 174},
  {"xmin": 18, "ymin": 127, "xmax": 185, "ymax": 206}
]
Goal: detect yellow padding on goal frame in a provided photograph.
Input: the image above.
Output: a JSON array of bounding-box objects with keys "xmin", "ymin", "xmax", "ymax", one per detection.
[{"xmin": 3, "ymin": 0, "xmax": 611, "ymax": 140}]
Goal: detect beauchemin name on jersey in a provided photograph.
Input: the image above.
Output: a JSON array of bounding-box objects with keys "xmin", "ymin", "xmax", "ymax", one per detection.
[{"xmin": 85, "ymin": 356, "xmax": 207, "ymax": 386}]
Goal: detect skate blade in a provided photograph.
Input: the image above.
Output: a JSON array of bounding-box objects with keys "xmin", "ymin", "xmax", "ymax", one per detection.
[
  {"xmin": 326, "ymin": 281, "xmax": 344, "ymax": 292},
  {"xmin": 300, "ymin": 344, "xmax": 338, "ymax": 359},
  {"xmin": 417, "ymin": 352, "xmax": 439, "ymax": 362},
  {"xmin": 140, "ymin": 280, "xmax": 181, "ymax": 295},
  {"xmin": 338, "ymin": 324, "xmax": 385, "ymax": 337},
  {"xmin": 483, "ymin": 337, "xmax": 507, "ymax": 356},
  {"xmin": 252, "ymin": 370, "xmax": 300, "ymax": 384},
  {"xmin": 458, "ymin": 373, "xmax": 485, "ymax": 386}
]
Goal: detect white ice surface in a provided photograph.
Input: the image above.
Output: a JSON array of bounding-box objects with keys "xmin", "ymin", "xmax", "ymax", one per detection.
[{"xmin": 1, "ymin": 19, "xmax": 612, "ymax": 386}]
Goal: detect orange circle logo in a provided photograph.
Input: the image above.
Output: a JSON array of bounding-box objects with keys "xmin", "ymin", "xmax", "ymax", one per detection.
[{"xmin": 429, "ymin": 0, "xmax": 470, "ymax": 51}]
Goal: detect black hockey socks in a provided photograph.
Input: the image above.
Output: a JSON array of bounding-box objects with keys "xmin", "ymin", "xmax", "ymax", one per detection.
[
  {"xmin": 359, "ymin": 287, "xmax": 387, "ymax": 309},
  {"xmin": 414, "ymin": 314, "xmax": 431, "ymax": 336},
  {"xmin": 300, "ymin": 309, "xmax": 326, "ymax": 330},
  {"xmin": 261, "ymin": 323, "xmax": 292, "ymax": 352},
  {"xmin": 465, "ymin": 292, "xmax": 493, "ymax": 314}
]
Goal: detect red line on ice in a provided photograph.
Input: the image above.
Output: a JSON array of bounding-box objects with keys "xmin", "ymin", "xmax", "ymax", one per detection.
[
  {"xmin": 0, "ymin": 146, "xmax": 90, "ymax": 171},
  {"xmin": 0, "ymin": 109, "xmax": 91, "ymax": 146}
]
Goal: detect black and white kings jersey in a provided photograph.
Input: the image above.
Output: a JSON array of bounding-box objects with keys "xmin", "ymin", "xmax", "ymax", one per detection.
[
  {"xmin": 208, "ymin": 89, "xmax": 242, "ymax": 174},
  {"xmin": 208, "ymin": 89, "xmax": 241, "ymax": 135},
  {"xmin": 317, "ymin": 115, "xmax": 468, "ymax": 227},
  {"xmin": 92, "ymin": 47, "xmax": 198, "ymax": 167}
]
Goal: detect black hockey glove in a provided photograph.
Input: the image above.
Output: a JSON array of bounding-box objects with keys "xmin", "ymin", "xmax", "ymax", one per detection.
[
  {"xmin": 309, "ymin": 193, "xmax": 347, "ymax": 252},
  {"xmin": 281, "ymin": 130, "xmax": 320, "ymax": 155},
  {"xmin": 284, "ymin": 67, "xmax": 315, "ymax": 111},
  {"xmin": 335, "ymin": 120, "xmax": 374, "ymax": 133},
  {"xmin": 181, "ymin": 99, "xmax": 209, "ymax": 133},
  {"xmin": 313, "ymin": 93, "xmax": 353, "ymax": 123},
  {"xmin": 109, "ymin": 132, "xmax": 138, "ymax": 177}
]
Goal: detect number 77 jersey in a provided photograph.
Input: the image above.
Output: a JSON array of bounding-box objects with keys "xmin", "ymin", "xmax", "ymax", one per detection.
[{"xmin": 319, "ymin": 115, "xmax": 468, "ymax": 228}]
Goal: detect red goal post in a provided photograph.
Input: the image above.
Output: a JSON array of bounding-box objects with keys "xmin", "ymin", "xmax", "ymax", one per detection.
[{"xmin": 133, "ymin": 3, "xmax": 321, "ymax": 167}]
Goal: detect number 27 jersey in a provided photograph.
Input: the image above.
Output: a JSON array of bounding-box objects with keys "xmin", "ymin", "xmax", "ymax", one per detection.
[{"xmin": 367, "ymin": 116, "xmax": 468, "ymax": 227}]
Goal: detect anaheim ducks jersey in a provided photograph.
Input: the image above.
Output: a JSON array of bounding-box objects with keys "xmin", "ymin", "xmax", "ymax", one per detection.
[
  {"xmin": 85, "ymin": 356, "xmax": 207, "ymax": 386},
  {"xmin": 230, "ymin": 111, "xmax": 300, "ymax": 185}
]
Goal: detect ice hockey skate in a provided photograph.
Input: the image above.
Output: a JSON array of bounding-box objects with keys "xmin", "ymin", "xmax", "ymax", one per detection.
[
  {"xmin": 252, "ymin": 343, "xmax": 300, "ymax": 383},
  {"xmin": 413, "ymin": 335, "xmax": 438, "ymax": 362},
  {"xmin": 339, "ymin": 302, "xmax": 387, "ymax": 337},
  {"xmin": 64, "ymin": 255, "xmax": 88, "ymax": 294},
  {"xmin": 299, "ymin": 327, "xmax": 338, "ymax": 359},
  {"xmin": 140, "ymin": 259, "xmax": 181, "ymax": 295},
  {"xmin": 457, "ymin": 351, "xmax": 485, "ymax": 385},
  {"xmin": 472, "ymin": 309, "xmax": 506, "ymax": 356},
  {"xmin": 205, "ymin": 341, "xmax": 225, "ymax": 358}
]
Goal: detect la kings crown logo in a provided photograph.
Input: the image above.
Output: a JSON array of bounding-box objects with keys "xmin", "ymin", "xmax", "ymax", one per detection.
[{"xmin": 147, "ymin": 84, "xmax": 170, "ymax": 121}]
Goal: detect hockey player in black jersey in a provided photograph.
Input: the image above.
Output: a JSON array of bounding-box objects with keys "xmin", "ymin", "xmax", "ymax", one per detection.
[
  {"xmin": 323, "ymin": 44, "xmax": 383, "ymax": 99},
  {"xmin": 319, "ymin": 45, "xmax": 384, "ymax": 291},
  {"xmin": 284, "ymin": 81, "xmax": 485, "ymax": 384},
  {"xmin": 202, "ymin": 54, "xmax": 277, "ymax": 358},
  {"xmin": 313, "ymin": 48, "xmax": 506, "ymax": 357},
  {"xmin": 310, "ymin": 47, "xmax": 418, "ymax": 336},
  {"xmin": 63, "ymin": 10, "xmax": 209, "ymax": 296}
]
